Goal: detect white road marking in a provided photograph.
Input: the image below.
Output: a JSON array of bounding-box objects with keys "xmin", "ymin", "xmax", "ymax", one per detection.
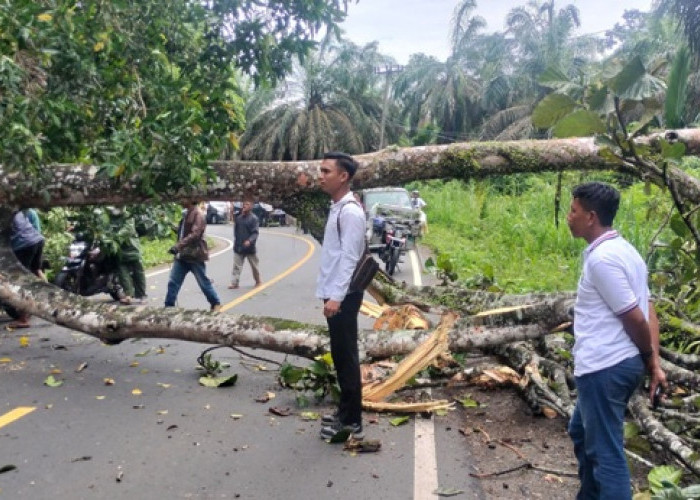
[
  {"xmin": 410, "ymin": 248, "xmax": 439, "ymax": 499},
  {"xmin": 414, "ymin": 409, "xmax": 439, "ymax": 499},
  {"xmin": 409, "ymin": 249, "xmax": 422, "ymax": 287}
]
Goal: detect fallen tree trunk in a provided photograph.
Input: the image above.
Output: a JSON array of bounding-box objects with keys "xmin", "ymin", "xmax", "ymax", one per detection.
[{"xmin": 3, "ymin": 129, "xmax": 700, "ymax": 211}]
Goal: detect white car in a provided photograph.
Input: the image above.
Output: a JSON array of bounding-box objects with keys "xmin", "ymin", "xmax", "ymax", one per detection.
[{"xmin": 206, "ymin": 201, "xmax": 231, "ymax": 224}]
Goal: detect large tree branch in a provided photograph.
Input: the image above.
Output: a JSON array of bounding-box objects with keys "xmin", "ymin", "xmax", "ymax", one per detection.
[{"xmin": 3, "ymin": 129, "xmax": 700, "ymax": 211}]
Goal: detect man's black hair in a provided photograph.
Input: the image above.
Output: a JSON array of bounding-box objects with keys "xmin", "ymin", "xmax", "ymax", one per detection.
[
  {"xmin": 324, "ymin": 151, "xmax": 359, "ymax": 178},
  {"xmin": 572, "ymin": 182, "xmax": 620, "ymax": 226}
]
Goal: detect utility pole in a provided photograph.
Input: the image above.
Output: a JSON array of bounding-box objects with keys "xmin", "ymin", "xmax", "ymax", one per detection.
[{"xmin": 374, "ymin": 64, "xmax": 404, "ymax": 150}]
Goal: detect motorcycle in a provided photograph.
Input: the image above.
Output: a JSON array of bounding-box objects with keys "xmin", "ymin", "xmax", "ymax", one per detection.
[
  {"xmin": 379, "ymin": 218, "xmax": 410, "ymax": 276},
  {"xmin": 54, "ymin": 238, "xmax": 124, "ymax": 301}
]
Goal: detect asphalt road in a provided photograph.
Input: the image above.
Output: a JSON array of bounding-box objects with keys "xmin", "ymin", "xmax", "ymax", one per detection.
[{"xmin": 0, "ymin": 223, "xmax": 484, "ymax": 499}]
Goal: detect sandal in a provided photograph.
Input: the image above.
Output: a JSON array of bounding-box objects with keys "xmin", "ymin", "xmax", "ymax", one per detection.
[{"xmin": 7, "ymin": 322, "xmax": 31, "ymax": 329}]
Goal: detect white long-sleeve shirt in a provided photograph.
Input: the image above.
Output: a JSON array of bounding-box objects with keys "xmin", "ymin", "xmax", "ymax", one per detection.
[{"xmin": 316, "ymin": 192, "xmax": 366, "ymax": 302}]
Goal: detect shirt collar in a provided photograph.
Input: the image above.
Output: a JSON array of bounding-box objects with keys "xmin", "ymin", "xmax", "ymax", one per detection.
[
  {"xmin": 584, "ymin": 229, "xmax": 619, "ymax": 256},
  {"xmin": 331, "ymin": 191, "xmax": 355, "ymax": 209}
]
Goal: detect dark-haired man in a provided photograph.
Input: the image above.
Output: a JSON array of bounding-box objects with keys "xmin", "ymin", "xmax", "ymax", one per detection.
[
  {"xmin": 165, "ymin": 200, "xmax": 221, "ymax": 312},
  {"xmin": 566, "ymin": 181, "xmax": 666, "ymax": 499},
  {"xmin": 229, "ymin": 198, "xmax": 261, "ymax": 289},
  {"xmin": 316, "ymin": 152, "xmax": 366, "ymax": 441}
]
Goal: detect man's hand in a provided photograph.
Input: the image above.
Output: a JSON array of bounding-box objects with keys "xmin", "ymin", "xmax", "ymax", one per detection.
[
  {"xmin": 168, "ymin": 245, "xmax": 179, "ymax": 255},
  {"xmin": 323, "ymin": 300, "xmax": 341, "ymax": 318},
  {"xmin": 243, "ymin": 240, "xmax": 251, "ymax": 247},
  {"xmin": 647, "ymin": 360, "xmax": 668, "ymax": 406}
]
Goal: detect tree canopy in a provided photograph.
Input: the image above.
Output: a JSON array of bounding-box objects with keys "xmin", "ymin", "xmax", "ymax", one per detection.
[{"xmin": 0, "ymin": 0, "xmax": 351, "ymax": 196}]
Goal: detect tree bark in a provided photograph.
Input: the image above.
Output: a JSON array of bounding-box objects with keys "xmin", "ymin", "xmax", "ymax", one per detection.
[
  {"xmin": 629, "ymin": 392, "xmax": 700, "ymax": 476},
  {"xmin": 3, "ymin": 129, "xmax": 700, "ymax": 211}
]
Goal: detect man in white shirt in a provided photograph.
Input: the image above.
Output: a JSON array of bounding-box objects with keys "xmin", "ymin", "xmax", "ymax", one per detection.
[
  {"xmin": 566, "ymin": 182, "xmax": 666, "ymax": 500},
  {"xmin": 411, "ymin": 190, "xmax": 428, "ymax": 235},
  {"xmin": 316, "ymin": 152, "xmax": 366, "ymax": 441}
]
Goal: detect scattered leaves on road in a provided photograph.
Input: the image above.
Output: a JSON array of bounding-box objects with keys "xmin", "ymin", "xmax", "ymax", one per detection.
[
  {"xmin": 44, "ymin": 375, "xmax": 63, "ymax": 387},
  {"xmin": 389, "ymin": 416, "xmax": 409, "ymax": 427},
  {"xmin": 19, "ymin": 336, "xmax": 29, "ymax": 347},
  {"xmin": 198, "ymin": 374, "xmax": 238, "ymax": 387},
  {"xmin": 131, "ymin": 388, "xmax": 142, "ymax": 395},
  {"xmin": 255, "ymin": 391, "xmax": 275, "ymax": 403},
  {"xmin": 343, "ymin": 439, "xmax": 381, "ymax": 453},
  {"xmin": 300, "ymin": 412, "xmax": 320, "ymax": 421},
  {"xmin": 433, "ymin": 487, "xmax": 464, "ymax": 497},
  {"xmin": 75, "ymin": 362, "xmax": 88, "ymax": 373},
  {"xmin": 104, "ymin": 378, "xmax": 115, "ymax": 386},
  {"xmin": 268, "ymin": 407, "xmax": 291, "ymax": 417}
]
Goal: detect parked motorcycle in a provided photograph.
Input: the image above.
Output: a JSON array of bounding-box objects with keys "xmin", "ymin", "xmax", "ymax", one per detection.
[
  {"xmin": 379, "ymin": 218, "xmax": 410, "ymax": 276},
  {"xmin": 54, "ymin": 238, "xmax": 123, "ymax": 300}
]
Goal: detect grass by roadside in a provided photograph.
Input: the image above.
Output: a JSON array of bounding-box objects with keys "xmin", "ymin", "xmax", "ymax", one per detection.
[
  {"xmin": 413, "ymin": 173, "xmax": 668, "ymax": 293},
  {"xmin": 141, "ymin": 236, "xmax": 222, "ymax": 269}
]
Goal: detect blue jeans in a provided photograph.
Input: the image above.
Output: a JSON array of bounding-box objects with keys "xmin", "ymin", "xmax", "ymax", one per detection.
[
  {"xmin": 569, "ymin": 355, "xmax": 644, "ymax": 500},
  {"xmin": 164, "ymin": 259, "xmax": 220, "ymax": 308}
]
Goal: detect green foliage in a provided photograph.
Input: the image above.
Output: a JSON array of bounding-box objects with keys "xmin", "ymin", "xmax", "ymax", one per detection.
[
  {"xmin": 651, "ymin": 483, "xmax": 700, "ymax": 500},
  {"xmin": 419, "ymin": 175, "xmax": 666, "ymax": 293},
  {"xmin": 648, "ymin": 465, "xmax": 684, "ymax": 494},
  {"xmin": 532, "ymin": 56, "xmax": 665, "ymax": 139},
  {"xmin": 279, "ymin": 353, "xmax": 340, "ymax": 407},
  {"xmin": 196, "ymin": 350, "xmax": 237, "ymax": 388},
  {"xmin": 0, "ymin": 0, "xmax": 347, "ymax": 193},
  {"xmin": 664, "ymin": 46, "xmax": 692, "ymax": 128}
]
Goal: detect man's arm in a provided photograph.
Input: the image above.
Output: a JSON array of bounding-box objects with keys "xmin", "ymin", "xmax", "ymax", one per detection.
[{"xmin": 619, "ymin": 303, "xmax": 667, "ymax": 402}]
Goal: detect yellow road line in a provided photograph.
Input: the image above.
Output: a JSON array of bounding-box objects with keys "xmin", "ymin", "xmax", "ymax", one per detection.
[
  {"xmin": 0, "ymin": 407, "xmax": 36, "ymax": 429},
  {"xmin": 221, "ymin": 232, "xmax": 315, "ymax": 312}
]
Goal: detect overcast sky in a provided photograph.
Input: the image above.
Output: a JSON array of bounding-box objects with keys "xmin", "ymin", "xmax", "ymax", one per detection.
[{"xmin": 340, "ymin": 0, "xmax": 654, "ymax": 64}]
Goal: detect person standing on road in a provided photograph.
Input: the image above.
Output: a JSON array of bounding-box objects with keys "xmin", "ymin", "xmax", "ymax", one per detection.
[
  {"xmin": 165, "ymin": 200, "xmax": 221, "ymax": 312},
  {"xmin": 229, "ymin": 198, "xmax": 261, "ymax": 289},
  {"xmin": 108, "ymin": 207, "xmax": 147, "ymax": 305},
  {"xmin": 566, "ymin": 182, "xmax": 667, "ymax": 499},
  {"xmin": 410, "ymin": 190, "xmax": 428, "ymax": 236},
  {"xmin": 316, "ymin": 152, "xmax": 366, "ymax": 440},
  {"xmin": 8, "ymin": 210, "xmax": 46, "ymax": 328}
]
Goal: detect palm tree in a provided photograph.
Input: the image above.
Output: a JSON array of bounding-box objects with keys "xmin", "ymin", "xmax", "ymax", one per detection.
[
  {"xmin": 657, "ymin": 0, "xmax": 700, "ymax": 56},
  {"xmin": 392, "ymin": 0, "xmax": 487, "ymax": 144},
  {"xmin": 393, "ymin": 53, "xmax": 483, "ymax": 144},
  {"xmin": 479, "ymin": 0, "xmax": 603, "ymax": 140},
  {"xmin": 239, "ymin": 40, "xmax": 391, "ymax": 160}
]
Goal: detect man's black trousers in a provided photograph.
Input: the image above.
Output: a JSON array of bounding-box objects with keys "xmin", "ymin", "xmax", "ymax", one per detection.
[{"xmin": 326, "ymin": 290, "xmax": 364, "ymax": 426}]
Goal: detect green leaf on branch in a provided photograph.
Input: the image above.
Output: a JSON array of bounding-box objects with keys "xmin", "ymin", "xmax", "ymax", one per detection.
[
  {"xmin": 552, "ymin": 110, "xmax": 606, "ymax": 138},
  {"xmin": 531, "ymin": 93, "xmax": 578, "ymax": 129},
  {"xmin": 660, "ymin": 141, "xmax": 686, "ymax": 161},
  {"xmin": 608, "ymin": 56, "xmax": 666, "ymax": 101}
]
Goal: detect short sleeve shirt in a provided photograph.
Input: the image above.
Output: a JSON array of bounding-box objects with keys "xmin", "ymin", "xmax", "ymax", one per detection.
[{"xmin": 573, "ymin": 230, "xmax": 649, "ymax": 376}]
